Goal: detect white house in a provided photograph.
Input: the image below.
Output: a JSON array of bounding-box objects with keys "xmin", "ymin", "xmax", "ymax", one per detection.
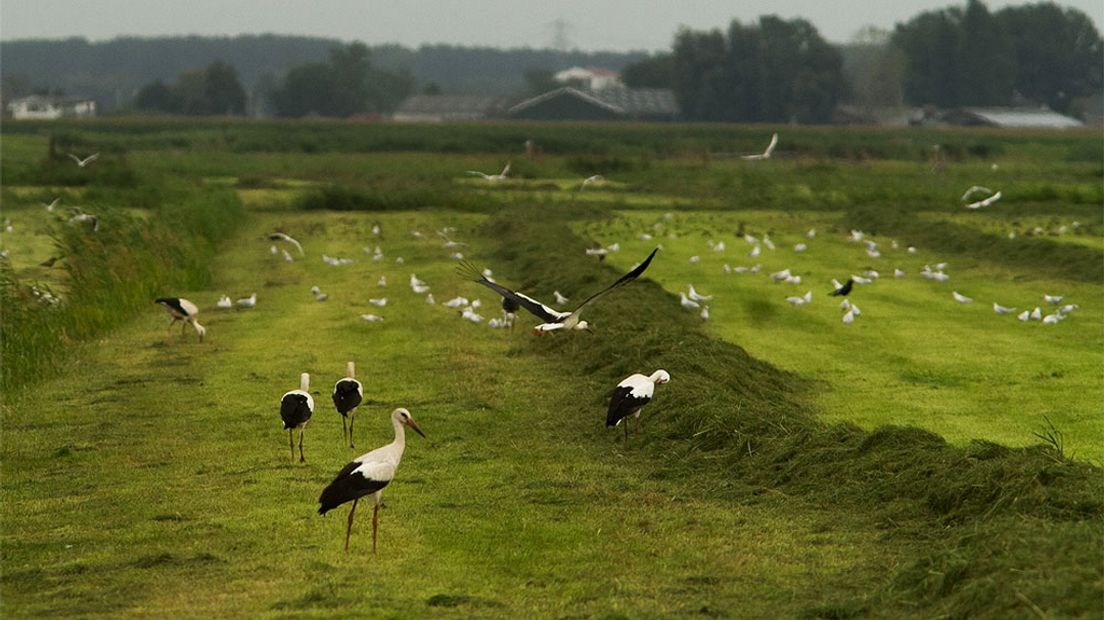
[
  {"xmin": 553, "ymin": 67, "xmax": 624, "ymax": 91},
  {"xmin": 7, "ymin": 95, "xmax": 97, "ymax": 120}
]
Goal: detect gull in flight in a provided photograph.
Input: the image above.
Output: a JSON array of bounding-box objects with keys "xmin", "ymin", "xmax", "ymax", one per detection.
[
  {"xmin": 952, "ymin": 291, "xmax": 973, "ymax": 303},
  {"xmin": 459, "ymin": 248, "xmax": 659, "ymax": 334},
  {"xmin": 741, "ymin": 133, "xmax": 779, "ymax": 160},
  {"xmin": 267, "ymin": 232, "xmax": 304, "ymax": 256},
  {"xmin": 579, "ymin": 174, "xmax": 605, "ymax": 190},
  {"xmin": 43, "ymin": 197, "xmax": 61, "ymax": 212},
  {"xmin": 67, "ymin": 152, "xmax": 99, "ymax": 168},
  {"xmin": 966, "ymin": 191, "xmax": 1002, "ymax": 210},
  {"xmin": 961, "ymin": 186, "xmax": 993, "ymax": 202},
  {"xmin": 466, "ymin": 161, "xmax": 511, "ymax": 181}
]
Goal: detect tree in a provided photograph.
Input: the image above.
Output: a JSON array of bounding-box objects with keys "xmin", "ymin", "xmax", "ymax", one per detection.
[
  {"xmin": 203, "ymin": 60, "xmax": 247, "ymax": 115},
  {"xmin": 997, "ymin": 3, "xmax": 1103, "ymax": 112},
  {"xmin": 271, "ymin": 43, "xmax": 415, "ymax": 117},
  {"xmin": 840, "ymin": 27, "xmax": 905, "ymax": 111},
  {"xmin": 955, "ymin": 0, "xmax": 1014, "ymax": 105},
  {"xmin": 622, "ymin": 53, "xmax": 674, "ymax": 88},
  {"xmin": 133, "ymin": 60, "xmax": 247, "ymax": 115},
  {"xmin": 134, "ymin": 79, "xmax": 177, "ymax": 113}
]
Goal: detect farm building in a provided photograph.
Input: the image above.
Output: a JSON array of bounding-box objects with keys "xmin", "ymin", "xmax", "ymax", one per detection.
[
  {"xmin": 508, "ymin": 87, "xmax": 679, "ymax": 122},
  {"xmin": 553, "ymin": 66, "xmax": 624, "ymax": 91},
  {"xmin": 940, "ymin": 107, "xmax": 1084, "ymax": 129},
  {"xmin": 7, "ymin": 95, "xmax": 97, "ymax": 120},
  {"xmin": 391, "ymin": 95, "xmax": 513, "ymax": 122}
]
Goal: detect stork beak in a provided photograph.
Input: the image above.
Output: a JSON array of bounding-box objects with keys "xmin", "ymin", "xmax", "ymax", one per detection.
[
  {"xmin": 583, "ymin": 326, "xmax": 594, "ymax": 334},
  {"xmin": 407, "ymin": 419, "xmax": 427, "ymax": 438}
]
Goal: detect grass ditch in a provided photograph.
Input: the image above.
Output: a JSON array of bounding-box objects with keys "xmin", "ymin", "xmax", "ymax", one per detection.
[
  {"xmin": 479, "ymin": 202, "xmax": 1103, "ymax": 617},
  {"xmin": 846, "ymin": 205, "xmax": 1104, "ymax": 283},
  {"xmin": 0, "ymin": 186, "xmax": 244, "ymax": 390}
]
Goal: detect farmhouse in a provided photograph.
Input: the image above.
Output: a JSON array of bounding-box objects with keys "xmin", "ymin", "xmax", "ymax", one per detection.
[
  {"xmin": 508, "ymin": 87, "xmax": 679, "ymax": 122},
  {"xmin": 940, "ymin": 107, "xmax": 1084, "ymax": 129},
  {"xmin": 7, "ymin": 95, "xmax": 97, "ymax": 120},
  {"xmin": 391, "ymin": 95, "xmax": 513, "ymax": 122}
]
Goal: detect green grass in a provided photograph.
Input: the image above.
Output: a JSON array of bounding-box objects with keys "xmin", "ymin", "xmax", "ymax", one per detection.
[
  {"xmin": 579, "ymin": 209, "xmax": 1104, "ymax": 462},
  {"xmin": 2, "ymin": 121, "xmax": 1102, "ymax": 618}
]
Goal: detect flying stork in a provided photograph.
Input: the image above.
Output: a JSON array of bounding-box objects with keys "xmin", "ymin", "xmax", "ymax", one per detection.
[
  {"xmin": 458, "ymin": 247, "xmax": 659, "ymax": 334},
  {"xmin": 829, "ymin": 278, "xmax": 854, "ymax": 297},
  {"xmin": 332, "ymin": 361, "xmax": 364, "ymax": 449},
  {"xmin": 154, "ymin": 297, "xmax": 206, "ymax": 342},
  {"xmin": 607, "ymin": 370, "xmax": 671, "ymax": 440},
  {"xmin": 318, "ymin": 408, "xmax": 426, "ymax": 552},
  {"xmin": 280, "ymin": 373, "xmax": 314, "ymax": 463}
]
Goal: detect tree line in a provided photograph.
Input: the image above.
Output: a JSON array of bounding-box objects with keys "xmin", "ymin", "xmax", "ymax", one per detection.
[{"xmin": 622, "ymin": 0, "xmax": 1101, "ymax": 122}]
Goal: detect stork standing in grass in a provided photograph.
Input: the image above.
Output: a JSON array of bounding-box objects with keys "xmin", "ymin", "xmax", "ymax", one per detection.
[
  {"xmin": 154, "ymin": 297, "xmax": 206, "ymax": 342},
  {"xmin": 318, "ymin": 408, "xmax": 426, "ymax": 552},
  {"xmin": 281, "ymin": 373, "xmax": 314, "ymax": 463},
  {"xmin": 607, "ymin": 370, "xmax": 671, "ymax": 440},
  {"xmin": 458, "ymin": 247, "xmax": 659, "ymax": 334},
  {"xmin": 333, "ymin": 362, "xmax": 364, "ymax": 449}
]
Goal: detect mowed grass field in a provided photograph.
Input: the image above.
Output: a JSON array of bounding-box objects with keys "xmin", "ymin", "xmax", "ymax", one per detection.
[{"xmin": 2, "ymin": 122, "xmax": 1102, "ymax": 618}]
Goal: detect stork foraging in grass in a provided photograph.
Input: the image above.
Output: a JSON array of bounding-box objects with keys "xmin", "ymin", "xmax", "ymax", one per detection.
[
  {"xmin": 333, "ymin": 362, "xmax": 364, "ymax": 449},
  {"xmin": 155, "ymin": 297, "xmax": 206, "ymax": 342},
  {"xmin": 458, "ymin": 247, "xmax": 659, "ymax": 334},
  {"xmin": 281, "ymin": 373, "xmax": 314, "ymax": 463},
  {"xmin": 607, "ymin": 370, "xmax": 671, "ymax": 440},
  {"xmin": 318, "ymin": 408, "xmax": 425, "ymax": 552}
]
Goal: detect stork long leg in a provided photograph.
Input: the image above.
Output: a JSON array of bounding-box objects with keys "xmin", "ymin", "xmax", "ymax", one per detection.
[
  {"xmin": 348, "ymin": 410, "xmax": 356, "ymax": 449},
  {"xmin": 288, "ymin": 429, "xmax": 294, "ymax": 461},
  {"xmin": 298, "ymin": 428, "xmax": 306, "ymax": 463},
  {"xmin": 635, "ymin": 415, "xmax": 641, "ymax": 436},
  {"xmin": 341, "ymin": 415, "xmax": 348, "ymax": 446},
  {"xmin": 623, "ymin": 422, "xmax": 629, "ymax": 442},
  {"xmin": 344, "ymin": 498, "xmax": 359, "ymax": 552},
  {"xmin": 371, "ymin": 503, "xmax": 380, "ymax": 554}
]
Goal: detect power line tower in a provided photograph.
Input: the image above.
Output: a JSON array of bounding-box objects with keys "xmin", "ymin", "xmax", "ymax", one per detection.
[{"xmin": 548, "ymin": 18, "xmax": 574, "ymax": 51}]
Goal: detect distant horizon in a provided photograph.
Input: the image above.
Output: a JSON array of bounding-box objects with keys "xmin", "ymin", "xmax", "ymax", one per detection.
[{"xmin": 2, "ymin": 0, "xmax": 1101, "ymax": 52}]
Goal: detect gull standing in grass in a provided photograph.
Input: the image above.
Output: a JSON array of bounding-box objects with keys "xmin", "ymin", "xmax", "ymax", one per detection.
[
  {"xmin": 43, "ymin": 197, "xmax": 61, "ymax": 212},
  {"xmin": 606, "ymin": 370, "xmax": 670, "ymax": 440},
  {"xmin": 459, "ymin": 247, "xmax": 659, "ymax": 334},
  {"xmin": 333, "ymin": 362, "xmax": 364, "ymax": 449},
  {"xmin": 318, "ymin": 408, "xmax": 425, "ymax": 552},
  {"xmin": 280, "ymin": 373, "xmax": 314, "ymax": 463},
  {"xmin": 952, "ymin": 291, "xmax": 973, "ymax": 303},
  {"xmin": 993, "ymin": 303, "xmax": 1016, "ymax": 315},
  {"xmin": 67, "ymin": 152, "xmax": 99, "ymax": 168},
  {"xmin": 466, "ymin": 162, "xmax": 510, "ymax": 181},
  {"xmin": 679, "ymin": 292, "xmax": 701, "ymax": 311},
  {"xmin": 1044, "ymin": 294, "xmax": 1064, "ymax": 304},
  {"xmin": 236, "ymin": 293, "xmax": 257, "ymax": 308},
  {"xmin": 216, "ymin": 295, "xmax": 233, "ymax": 309},
  {"xmin": 741, "ymin": 133, "xmax": 779, "ymax": 161},
  {"xmin": 687, "ymin": 284, "xmax": 713, "ymax": 302},
  {"xmin": 155, "ymin": 297, "xmax": 206, "ymax": 342}
]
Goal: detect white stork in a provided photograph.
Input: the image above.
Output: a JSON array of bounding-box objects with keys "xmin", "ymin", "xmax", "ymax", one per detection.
[
  {"xmin": 154, "ymin": 297, "xmax": 205, "ymax": 341},
  {"xmin": 606, "ymin": 370, "xmax": 671, "ymax": 440},
  {"xmin": 332, "ymin": 362, "xmax": 364, "ymax": 449},
  {"xmin": 280, "ymin": 373, "xmax": 314, "ymax": 463},
  {"xmin": 458, "ymin": 247, "xmax": 658, "ymax": 334},
  {"xmin": 318, "ymin": 408, "xmax": 425, "ymax": 552}
]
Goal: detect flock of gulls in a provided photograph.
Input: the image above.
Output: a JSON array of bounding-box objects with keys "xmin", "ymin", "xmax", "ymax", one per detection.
[{"xmin": 10, "ymin": 136, "xmax": 1091, "ymax": 555}]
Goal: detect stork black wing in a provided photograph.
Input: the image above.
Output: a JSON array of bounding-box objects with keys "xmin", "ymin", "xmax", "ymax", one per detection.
[
  {"xmin": 606, "ymin": 386, "xmax": 651, "ymax": 427},
  {"xmin": 574, "ymin": 247, "xmax": 659, "ymax": 312},
  {"xmin": 318, "ymin": 461, "xmax": 390, "ymax": 514},
  {"xmin": 830, "ymin": 278, "xmax": 854, "ymax": 297},
  {"xmin": 457, "ymin": 262, "xmax": 568, "ymax": 323}
]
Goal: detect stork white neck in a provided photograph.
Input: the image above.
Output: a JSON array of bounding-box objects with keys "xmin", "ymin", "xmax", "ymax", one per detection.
[
  {"xmin": 346, "ymin": 361, "xmax": 356, "ymax": 378},
  {"xmin": 299, "ymin": 373, "xmax": 310, "ymax": 392}
]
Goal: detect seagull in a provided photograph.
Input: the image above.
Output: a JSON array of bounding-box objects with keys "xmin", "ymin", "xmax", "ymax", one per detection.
[
  {"xmin": 155, "ymin": 297, "xmax": 206, "ymax": 342},
  {"xmin": 458, "ymin": 247, "xmax": 659, "ymax": 334},
  {"xmin": 282, "ymin": 249, "xmax": 294, "ymax": 263},
  {"xmin": 586, "ymin": 247, "xmax": 609, "ymax": 260},
  {"xmin": 687, "ymin": 284, "xmax": 712, "ymax": 302},
  {"xmin": 466, "ymin": 161, "xmax": 510, "ymax": 181},
  {"xmin": 700, "ymin": 305, "xmax": 710, "ymax": 321},
  {"xmin": 1042, "ymin": 313, "xmax": 1063, "ymax": 325},
  {"xmin": 606, "ymin": 370, "xmax": 670, "ymax": 440},
  {"xmin": 317, "ymin": 408, "xmax": 425, "ymax": 553},
  {"xmin": 378, "ymin": 276, "xmax": 387, "ymax": 287},
  {"xmin": 280, "ymin": 373, "xmax": 314, "ymax": 463},
  {"xmin": 993, "ymin": 303, "xmax": 1016, "ymax": 315},
  {"xmin": 952, "ymin": 291, "xmax": 973, "ymax": 304},
  {"xmin": 711, "ymin": 241, "xmax": 726, "ymax": 252},
  {"xmin": 770, "ymin": 268, "xmax": 792, "ymax": 282},
  {"xmin": 679, "ymin": 292, "xmax": 701, "ymax": 311},
  {"xmin": 748, "ymin": 245, "xmax": 761, "ymax": 258},
  {"xmin": 688, "ymin": 255, "xmax": 700, "ymax": 264},
  {"xmin": 1017, "ymin": 310, "xmax": 1030, "ymax": 322},
  {"xmin": 580, "ymin": 174, "xmax": 604, "ymax": 190},
  {"xmin": 793, "ymin": 243, "xmax": 807, "ymax": 252},
  {"xmin": 842, "ymin": 309, "xmax": 855, "ymax": 324},
  {"xmin": 1043, "ymin": 294, "xmax": 1063, "ymax": 304},
  {"xmin": 216, "ymin": 295, "xmax": 232, "ymax": 309},
  {"xmin": 371, "ymin": 223, "xmax": 381, "ymax": 237},
  {"xmin": 961, "ymin": 186, "xmax": 993, "ymax": 202},
  {"xmin": 894, "ymin": 268, "xmax": 905, "ymax": 278},
  {"xmin": 553, "ymin": 290, "xmax": 570, "ymax": 306},
  {"xmin": 851, "ymin": 274, "xmax": 873, "ymax": 285},
  {"xmin": 966, "ymin": 191, "xmax": 1002, "ymax": 210},
  {"xmin": 43, "ymin": 197, "xmax": 61, "ymax": 212},
  {"xmin": 461, "ymin": 307, "xmax": 484, "ymax": 323},
  {"xmin": 360, "ymin": 314, "xmax": 384, "ymax": 322},
  {"xmin": 368, "ymin": 298, "xmax": 388, "ymax": 307},
  {"xmin": 786, "ymin": 291, "xmax": 813, "ymax": 306},
  {"xmin": 332, "ymin": 362, "xmax": 364, "ymax": 449},
  {"xmin": 805, "ymin": 228, "xmax": 816, "ymax": 239},
  {"xmin": 425, "ymin": 294, "xmax": 435, "ymax": 305},
  {"xmin": 67, "ymin": 152, "xmax": 99, "ymax": 168},
  {"xmin": 1030, "ymin": 307, "xmax": 1043, "ymax": 320},
  {"xmin": 762, "ymin": 235, "xmax": 776, "ymax": 251},
  {"xmin": 444, "ymin": 296, "xmax": 469, "ymax": 308},
  {"xmin": 68, "ymin": 210, "xmax": 99, "ymax": 232},
  {"xmin": 741, "ymin": 133, "xmax": 779, "ymax": 160},
  {"xmin": 236, "ymin": 293, "xmax": 257, "ymax": 308},
  {"xmin": 266, "ymin": 232, "xmax": 304, "ymax": 256},
  {"xmin": 1058, "ymin": 304, "xmax": 1079, "ymax": 315},
  {"xmin": 829, "ymin": 278, "xmax": 854, "ymax": 297}
]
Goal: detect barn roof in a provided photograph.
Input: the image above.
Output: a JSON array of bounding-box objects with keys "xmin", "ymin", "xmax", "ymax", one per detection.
[
  {"xmin": 392, "ymin": 95, "xmax": 512, "ymax": 120},
  {"xmin": 508, "ymin": 87, "xmax": 678, "ymax": 119}
]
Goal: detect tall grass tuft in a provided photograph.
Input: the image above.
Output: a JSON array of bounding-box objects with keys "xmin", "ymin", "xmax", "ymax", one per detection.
[{"xmin": 1, "ymin": 188, "xmax": 244, "ymax": 390}]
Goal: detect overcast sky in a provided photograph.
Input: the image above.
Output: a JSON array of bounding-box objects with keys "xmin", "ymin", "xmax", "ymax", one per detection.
[{"xmin": 2, "ymin": 0, "xmax": 1101, "ymax": 49}]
